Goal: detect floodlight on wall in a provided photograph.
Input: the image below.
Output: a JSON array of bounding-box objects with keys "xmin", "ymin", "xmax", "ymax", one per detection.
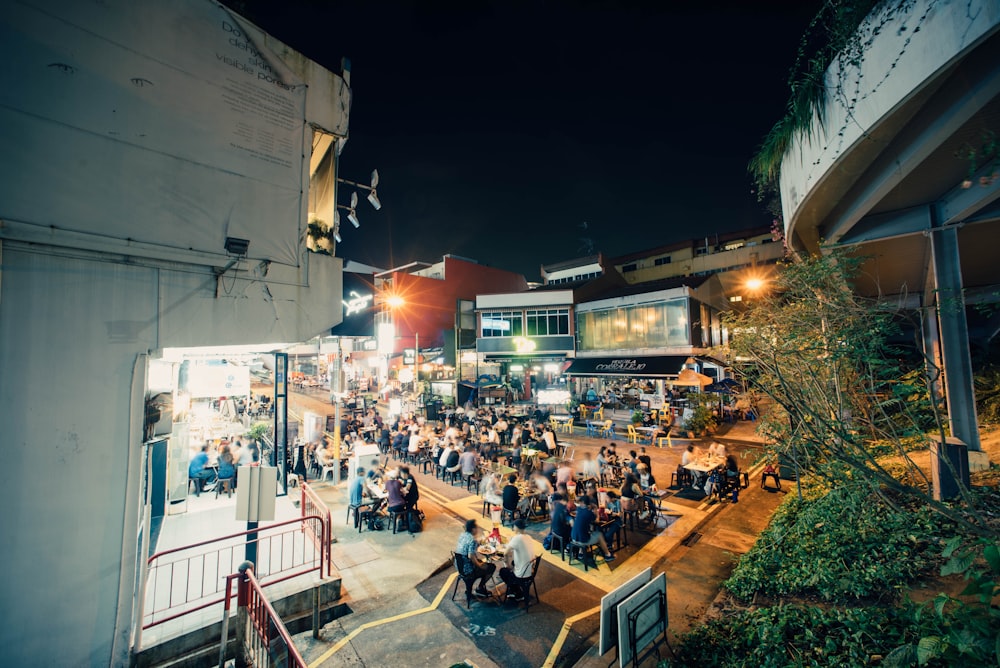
[
  {"xmin": 337, "ymin": 191, "xmax": 361, "ymax": 228},
  {"xmin": 338, "ymin": 168, "xmax": 381, "ymax": 211},
  {"xmin": 333, "ymin": 211, "xmax": 343, "ymax": 243},
  {"xmin": 224, "ymin": 236, "xmax": 250, "ymax": 256}
]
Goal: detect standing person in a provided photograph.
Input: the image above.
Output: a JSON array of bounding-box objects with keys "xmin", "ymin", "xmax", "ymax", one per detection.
[
  {"xmin": 499, "ymin": 519, "xmax": 538, "ymax": 601},
  {"xmin": 455, "ymin": 519, "xmax": 495, "ymax": 598},
  {"xmin": 570, "ymin": 496, "xmax": 615, "ymax": 565}
]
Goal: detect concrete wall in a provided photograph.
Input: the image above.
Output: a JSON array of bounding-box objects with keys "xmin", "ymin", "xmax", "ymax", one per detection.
[
  {"xmin": 0, "ymin": 245, "xmax": 341, "ymax": 666},
  {"xmin": 779, "ymin": 0, "xmax": 1000, "ymax": 231}
]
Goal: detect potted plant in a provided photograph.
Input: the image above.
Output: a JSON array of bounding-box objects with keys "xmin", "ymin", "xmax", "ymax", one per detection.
[
  {"xmin": 631, "ymin": 410, "xmax": 644, "ymax": 425},
  {"xmin": 306, "ymin": 215, "xmax": 337, "ymax": 255}
]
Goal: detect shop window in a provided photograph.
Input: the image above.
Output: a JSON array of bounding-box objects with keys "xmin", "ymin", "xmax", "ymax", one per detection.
[{"xmin": 480, "ymin": 311, "xmax": 523, "ymax": 337}]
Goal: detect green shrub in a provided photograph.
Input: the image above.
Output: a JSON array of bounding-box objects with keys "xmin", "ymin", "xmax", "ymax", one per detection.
[
  {"xmin": 724, "ymin": 485, "xmax": 945, "ymax": 603},
  {"xmin": 664, "ymin": 604, "xmax": 913, "ymax": 668}
]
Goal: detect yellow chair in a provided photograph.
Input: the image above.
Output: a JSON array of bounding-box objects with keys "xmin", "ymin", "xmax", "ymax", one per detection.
[
  {"xmin": 626, "ymin": 424, "xmax": 640, "ymax": 444},
  {"xmin": 600, "ymin": 419, "xmax": 614, "ymax": 438},
  {"xmin": 593, "ymin": 406, "xmax": 604, "ymax": 421},
  {"xmin": 579, "ymin": 405, "xmax": 589, "ymax": 420},
  {"xmin": 561, "ymin": 419, "xmax": 574, "ymax": 434},
  {"xmin": 656, "ymin": 432, "xmax": 672, "ymax": 448}
]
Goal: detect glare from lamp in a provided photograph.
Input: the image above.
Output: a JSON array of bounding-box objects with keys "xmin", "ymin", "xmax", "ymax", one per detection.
[
  {"xmin": 386, "ymin": 295, "xmax": 405, "ymax": 308},
  {"xmin": 745, "ymin": 277, "xmax": 764, "ymax": 291}
]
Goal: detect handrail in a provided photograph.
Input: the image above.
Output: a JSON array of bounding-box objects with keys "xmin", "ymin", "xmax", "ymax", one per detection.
[
  {"xmin": 243, "ymin": 567, "xmax": 308, "ymax": 667},
  {"xmin": 220, "ymin": 566, "xmax": 307, "ymax": 668},
  {"xmin": 140, "ymin": 514, "xmax": 328, "ymax": 637},
  {"xmin": 300, "ymin": 481, "xmax": 334, "ymax": 577}
]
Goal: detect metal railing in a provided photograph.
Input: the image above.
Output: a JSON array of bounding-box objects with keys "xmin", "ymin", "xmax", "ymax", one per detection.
[
  {"xmin": 220, "ymin": 565, "xmax": 307, "ymax": 668},
  {"xmin": 300, "ymin": 481, "xmax": 333, "ymax": 578},
  {"xmin": 140, "ymin": 514, "xmax": 329, "ymax": 634}
]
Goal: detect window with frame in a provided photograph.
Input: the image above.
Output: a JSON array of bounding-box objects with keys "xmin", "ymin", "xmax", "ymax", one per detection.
[
  {"xmin": 622, "ymin": 264, "xmax": 638, "ymax": 273},
  {"xmin": 654, "ymin": 256, "xmax": 671, "ymax": 266},
  {"xmin": 480, "ymin": 311, "xmax": 523, "ymax": 337},
  {"xmin": 525, "ymin": 308, "xmax": 569, "ymax": 336}
]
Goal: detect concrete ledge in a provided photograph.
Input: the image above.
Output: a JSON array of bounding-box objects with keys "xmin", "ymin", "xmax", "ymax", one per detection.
[{"xmin": 133, "ymin": 577, "xmax": 344, "ymax": 668}]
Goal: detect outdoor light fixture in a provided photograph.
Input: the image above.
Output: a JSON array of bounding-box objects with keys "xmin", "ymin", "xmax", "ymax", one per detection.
[
  {"xmin": 332, "ymin": 168, "xmax": 381, "ymax": 242},
  {"xmin": 224, "ymin": 236, "xmax": 250, "ymax": 256}
]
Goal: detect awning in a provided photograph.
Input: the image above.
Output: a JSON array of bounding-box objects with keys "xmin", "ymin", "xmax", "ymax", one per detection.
[{"xmin": 563, "ymin": 355, "xmax": 689, "ymax": 378}]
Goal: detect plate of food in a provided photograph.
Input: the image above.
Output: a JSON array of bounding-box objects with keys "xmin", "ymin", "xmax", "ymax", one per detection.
[{"xmin": 477, "ymin": 544, "xmax": 496, "ymax": 555}]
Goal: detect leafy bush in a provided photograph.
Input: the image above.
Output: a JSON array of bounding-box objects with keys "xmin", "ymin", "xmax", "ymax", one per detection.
[
  {"xmin": 724, "ymin": 485, "xmax": 945, "ymax": 603},
  {"xmin": 664, "ymin": 605, "xmax": 912, "ymax": 668}
]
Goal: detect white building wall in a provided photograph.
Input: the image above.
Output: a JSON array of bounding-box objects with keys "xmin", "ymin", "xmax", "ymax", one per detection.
[
  {"xmin": 779, "ymin": 0, "xmax": 1000, "ymax": 228},
  {"xmin": 0, "ymin": 245, "xmax": 342, "ymax": 665}
]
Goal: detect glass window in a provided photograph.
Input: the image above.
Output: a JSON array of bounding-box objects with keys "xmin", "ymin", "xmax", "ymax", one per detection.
[
  {"xmin": 622, "ymin": 264, "xmax": 637, "ymax": 273},
  {"xmin": 654, "ymin": 256, "xmax": 671, "ymax": 266},
  {"xmin": 525, "ymin": 308, "xmax": 569, "ymax": 336},
  {"xmin": 480, "ymin": 311, "xmax": 523, "ymax": 337},
  {"xmin": 575, "ymin": 299, "xmax": 691, "ymax": 350}
]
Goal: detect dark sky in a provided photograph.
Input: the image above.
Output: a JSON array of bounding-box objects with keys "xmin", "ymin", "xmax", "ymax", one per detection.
[{"xmin": 227, "ymin": 0, "xmax": 818, "ymax": 279}]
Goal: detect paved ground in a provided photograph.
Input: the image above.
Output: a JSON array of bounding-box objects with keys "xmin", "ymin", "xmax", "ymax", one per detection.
[{"xmin": 283, "ymin": 390, "xmax": 786, "ymax": 668}]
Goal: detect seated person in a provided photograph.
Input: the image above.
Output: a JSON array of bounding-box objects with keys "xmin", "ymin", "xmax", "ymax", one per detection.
[
  {"xmin": 708, "ymin": 441, "xmax": 728, "ymax": 458},
  {"xmin": 455, "ymin": 519, "xmax": 495, "ymax": 598},
  {"xmin": 570, "ymin": 496, "xmax": 615, "ymax": 563},
  {"xmin": 349, "ymin": 467, "xmax": 368, "ymax": 507},
  {"xmin": 445, "ymin": 445, "xmax": 463, "ymax": 476},
  {"xmin": 502, "ymin": 473, "xmax": 532, "ymax": 516},
  {"xmin": 400, "ymin": 466, "xmax": 420, "ymax": 516},
  {"xmin": 384, "ymin": 469, "xmax": 413, "ymax": 531},
  {"xmin": 217, "ymin": 445, "xmax": 236, "ymax": 482},
  {"xmin": 580, "ymin": 452, "xmax": 600, "ymax": 482},
  {"xmin": 619, "ymin": 471, "xmax": 641, "ymax": 513},
  {"xmin": 188, "ymin": 444, "xmax": 215, "ymax": 495},
  {"xmin": 499, "ymin": 519, "xmax": 538, "ymax": 601},
  {"xmin": 548, "ymin": 493, "xmax": 573, "ymax": 546},
  {"xmin": 555, "ymin": 482, "xmax": 576, "ymax": 514},
  {"xmin": 482, "ymin": 472, "xmax": 503, "ymax": 507},
  {"xmin": 555, "ymin": 461, "xmax": 575, "ymax": 487},
  {"xmin": 459, "ymin": 447, "xmax": 480, "ymax": 478}
]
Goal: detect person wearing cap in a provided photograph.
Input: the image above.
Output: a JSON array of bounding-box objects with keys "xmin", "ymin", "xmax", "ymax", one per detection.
[
  {"xmin": 499, "ymin": 518, "xmax": 538, "ymax": 601},
  {"xmin": 455, "ymin": 519, "xmax": 494, "ymax": 598}
]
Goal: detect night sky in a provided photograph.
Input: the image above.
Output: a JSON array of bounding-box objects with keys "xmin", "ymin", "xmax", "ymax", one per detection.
[{"xmin": 226, "ymin": 0, "xmax": 818, "ymax": 280}]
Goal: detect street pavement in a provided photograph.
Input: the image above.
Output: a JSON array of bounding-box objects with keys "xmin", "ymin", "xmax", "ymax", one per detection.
[{"xmin": 282, "ymin": 390, "xmax": 786, "ymax": 667}]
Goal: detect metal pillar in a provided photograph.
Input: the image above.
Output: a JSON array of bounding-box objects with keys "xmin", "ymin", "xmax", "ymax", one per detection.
[{"xmin": 930, "ymin": 223, "xmax": 981, "ymax": 451}]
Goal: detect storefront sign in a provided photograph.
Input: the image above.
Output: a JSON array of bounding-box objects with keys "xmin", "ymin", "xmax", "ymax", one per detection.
[
  {"xmin": 595, "ymin": 359, "xmax": 647, "ymax": 373},
  {"xmin": 403, "ymin": 348, "xmax": 416, "ymax": 365},
  {"xmin": 513, "ymin": 336, "xmax": 536, "ymax": 353},
  {"xmin": 361, "ymin": 338, "xmax": 378, "ymax": 351},
  {"xmin": 343, "ymin": 290, "xmax": 373, "ymax": 316}
]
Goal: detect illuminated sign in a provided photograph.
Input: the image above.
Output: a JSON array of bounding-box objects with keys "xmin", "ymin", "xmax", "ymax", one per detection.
[
  {"xmin": 361, "ymin": 338, "xmax": 378, "ymax": 351},
  {"xmin": 403, "ymin": 348, "xmax": 416, "ymax": 365},
  {"xmin": 513, "ymin": 337, "xmax": 536, "ymax": 353},
  {"xmin": 594, "ymin": 359, "xmax": 647, "ymax": 372},
  {"xmin": 343, "ymin": 290, "xmax": 373, "ymax": 317}
]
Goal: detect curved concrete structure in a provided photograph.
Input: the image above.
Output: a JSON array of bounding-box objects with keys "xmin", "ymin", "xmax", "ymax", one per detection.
[{"xmin": 777, "ymin": 0, "xmax": 1000, "ymax": 451}]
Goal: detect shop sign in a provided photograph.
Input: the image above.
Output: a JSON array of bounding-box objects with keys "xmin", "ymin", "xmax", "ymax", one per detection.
[
  {"xmin": 403, "ymin": 348, "xmax": 416, "ymax": 365},
  {"xmin": 361, "ymin": 338, "xmax": 378, "ymax": 351},
  {"xmin": 594, "ymin": 358, "xmax": 647, "ymax": 373},
  {"xmin": 513, "ymin": 336, "xmax": 536, "ymax": 353},
  {"xmin": 343, "ymin": 290, "xmax": 373, "ymax": 316}
]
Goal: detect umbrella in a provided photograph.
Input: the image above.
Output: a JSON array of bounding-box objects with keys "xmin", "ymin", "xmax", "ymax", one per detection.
[
  {"xmin": 670, "ymin": 368, "xmax": 714, "ymax": 387},
  {"xmin": 705, "ymin": 382, "xmax": 737, "ymax": 394}
]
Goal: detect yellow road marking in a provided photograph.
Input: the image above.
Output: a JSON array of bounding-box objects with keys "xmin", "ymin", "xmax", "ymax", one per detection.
[
  {"xmin": 308, "ymin": 572, "xmax": 458, "ymax": 667},
  {"xmin": 541, "ymin": 604, "xmax": 602, "ymax": 668}
]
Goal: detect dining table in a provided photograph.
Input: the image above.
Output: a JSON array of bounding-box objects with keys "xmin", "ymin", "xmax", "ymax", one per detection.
[{"xmin": 682, "ymin": 455, "xmax": 725, "ymax": 473}]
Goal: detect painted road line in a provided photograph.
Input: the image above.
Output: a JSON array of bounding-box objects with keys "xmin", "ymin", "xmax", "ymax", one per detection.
[
  {"xmin": 541, "ymin": 604, "xmax": 602, "ymax": 668},
  {"xmin": 308, "ymin": 571, "xmax": 458, "ymax": 667}
]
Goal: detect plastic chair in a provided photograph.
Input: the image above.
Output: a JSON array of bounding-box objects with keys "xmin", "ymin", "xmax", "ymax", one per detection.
[
  {"xmin": 510, "ymin": 555, "xmax": 542, "ymax": 610},
  {"xmin": 626, "ymin": 424, "xmax": 640, "ymax": 444},
  {"xmin": 450, "ymin": 552, "xmax": 479, "ymax": 609},
  {"xmin": 600, "ymin": 420, "xmax": 615, "ymax": 438}
]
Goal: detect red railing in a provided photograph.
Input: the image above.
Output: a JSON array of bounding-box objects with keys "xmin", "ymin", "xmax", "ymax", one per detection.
[
  {"xmin": 300, "ymin": 481, "xmax": 333, "ymax": 577},
  {"xmin": 141, "ymin": 514, "xmax": 329, "ymax": 633},
  {"xmin": 221, "ymin": 567, "xmax": 307, "ymax": 668}
]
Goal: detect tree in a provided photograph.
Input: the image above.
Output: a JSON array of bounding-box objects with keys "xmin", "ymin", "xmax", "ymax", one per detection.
[{"xmin": 725, "ymin": 251, "xmax": 994, "ymax": 538}]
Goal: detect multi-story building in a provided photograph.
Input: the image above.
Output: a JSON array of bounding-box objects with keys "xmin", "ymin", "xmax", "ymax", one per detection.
[{"xmin": 0, "ymin": 2, "xmax": 352, "ymax": 662}]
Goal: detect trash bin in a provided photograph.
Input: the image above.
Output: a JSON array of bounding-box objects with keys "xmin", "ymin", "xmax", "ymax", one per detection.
[{"xmin": 930, "ymin": 437, "xmax": 970, "ymax": 500}]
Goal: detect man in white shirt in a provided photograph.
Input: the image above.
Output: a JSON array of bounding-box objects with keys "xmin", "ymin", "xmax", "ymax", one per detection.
[
  {"xmin": 438, "ymin": 442, "xmax": 455, "ymax": 468},
  {"xmin": 499, "ymin": 519, "xmax": 538, "ymax": 601}
]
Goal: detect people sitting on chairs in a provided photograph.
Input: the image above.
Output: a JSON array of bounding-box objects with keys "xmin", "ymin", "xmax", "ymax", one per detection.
[
  {"xmin": 724, "ymin": 454, "xmax": 741, "ymax": 503},
  {"xmin": 400, "ymin": 465, "xmax": 420, "ymax": 520},
  {"xmin": 455, "ymin": 519, "xmax": 494, "ymax": 599},
  {"xmin": 571, "ymin": 496, "xmax": 615, "ymax": 564},
  {"xmin": 499, "ymin": 519, "xmax": 538, "ymax": 601},
  {"xmin": 483, "ymin": 472, "xmax": 503, "ymax": 508},
  {"xmin": 217, "ymin": 445, "xmax": 236, "ymax": 485},
  {"xmin": 549, "ymin": 493, "xmax": 572, "ymax": 548},
  {"xmin": 581, "ymin": 451, "xmax": 601, "ymax": 482},
  {"xmin": 503, "ymin": 473, "xmax": 532, "ymax": 516},
  {"xmin": 188, "ymin": 444, "xmax": 216, "ymax": 496}
]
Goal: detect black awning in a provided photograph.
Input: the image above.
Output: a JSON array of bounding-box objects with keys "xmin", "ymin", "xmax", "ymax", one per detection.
[{"xmin": 564, "ymin": 355, "xmax": 689, "ymax": 378}]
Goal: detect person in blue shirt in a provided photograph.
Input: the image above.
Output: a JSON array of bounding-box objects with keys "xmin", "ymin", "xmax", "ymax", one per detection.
[
  {"xmin": 188, "ymin": 444, "xmax": 215, "ymax": 496},
  {"xmin": 571, "ymin": 495, "xmax": 615, "ymax": 564},
  {"xmin": 217, "ymin": 445, "xmax": 237, "ymax": 482},
  {"xmin": 349, "ymin": 467, "xmax": 366, "ymax": 507}
]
